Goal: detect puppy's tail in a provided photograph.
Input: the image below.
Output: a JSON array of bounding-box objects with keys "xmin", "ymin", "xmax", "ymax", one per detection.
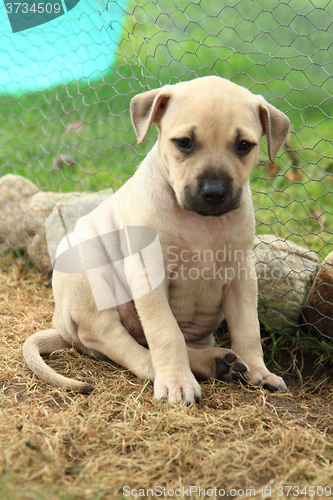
[{"xmin": 22, "ymin": 330, "xmax": 94, "ymax": 394}]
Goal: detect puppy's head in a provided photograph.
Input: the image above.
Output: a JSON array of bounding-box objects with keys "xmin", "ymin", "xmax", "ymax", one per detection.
[{"xmin": 131, "ymin": 76, "xmax": 289, "ymax": 217}]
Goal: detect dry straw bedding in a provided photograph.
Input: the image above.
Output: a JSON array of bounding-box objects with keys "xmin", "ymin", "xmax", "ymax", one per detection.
[{"xmin": 1, "ymin": 254, "xmax": 333, "ymax": 500}]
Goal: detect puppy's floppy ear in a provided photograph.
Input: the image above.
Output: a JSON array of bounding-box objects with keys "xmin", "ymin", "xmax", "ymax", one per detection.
[
  {"xmin": 258, "ymin": 98, "xmax": 290, "ymax": 163},
  {"xmin": 130, "ymin": 87, "xmax": 171, "ymax": 145}
]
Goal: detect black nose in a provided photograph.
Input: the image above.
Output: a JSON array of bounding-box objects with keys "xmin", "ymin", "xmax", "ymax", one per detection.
[{"xmin": 200, "ymin": 180, "xmax": 228, "ymax": 205}]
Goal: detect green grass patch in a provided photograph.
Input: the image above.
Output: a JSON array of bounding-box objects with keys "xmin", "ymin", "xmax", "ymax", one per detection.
[{"xmin": 0, "ymin": 0, "xmax": 332, "ymax": 257}]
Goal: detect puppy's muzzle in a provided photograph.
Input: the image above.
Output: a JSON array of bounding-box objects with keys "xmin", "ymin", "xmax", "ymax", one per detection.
[
  {"xmin": 183, "ymin": 174, "xmax": 242, "ymax": 217},
  {"xmin": 200, "ymin": 179, "xmax": 228, "ymax": 205}
]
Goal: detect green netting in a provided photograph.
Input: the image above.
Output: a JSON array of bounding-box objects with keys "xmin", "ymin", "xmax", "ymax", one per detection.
[{"xmin": 0, "ymin": 0, "xmax": 332, "ymax": 345}]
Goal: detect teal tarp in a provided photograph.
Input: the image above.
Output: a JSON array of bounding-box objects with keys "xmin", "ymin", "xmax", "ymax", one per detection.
[{"xmin": 0, "ymin": 0, "xmax": 127, "ymax": 94}]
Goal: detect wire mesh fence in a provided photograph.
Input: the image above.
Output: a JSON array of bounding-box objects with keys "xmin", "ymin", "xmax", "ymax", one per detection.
[{"xmin": 0, "ymin": 0, "xmax": 332, "ymax": 347}]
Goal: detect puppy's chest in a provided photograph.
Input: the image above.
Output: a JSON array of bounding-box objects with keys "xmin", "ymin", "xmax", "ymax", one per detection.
[{"xmin": 167, "ymin": 271, "xmax": 225, "ymax": 335}]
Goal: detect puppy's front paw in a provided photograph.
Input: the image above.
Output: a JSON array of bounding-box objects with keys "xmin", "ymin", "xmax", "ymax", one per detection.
[
  {"xmin": 154, "ymin": 371, "xmax": 202, "ymax": 405},
  {"xmin": 248, "ymin": 369, "xmax": 287, "ymax": 392}
]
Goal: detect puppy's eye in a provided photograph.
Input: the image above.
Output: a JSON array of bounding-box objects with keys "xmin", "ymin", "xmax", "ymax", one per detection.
[
  {"xmin": 173, "ymin": 137, "xmax": 193, "ymax": 152},
  {"xmin": 236, "ymin": 140, "xmax": 255, "ymax": 156}
]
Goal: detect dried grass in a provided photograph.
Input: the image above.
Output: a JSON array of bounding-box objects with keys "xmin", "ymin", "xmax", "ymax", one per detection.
[{"xmin": 1, "ymin": 253, "xmax": 333, "ymax": 500}]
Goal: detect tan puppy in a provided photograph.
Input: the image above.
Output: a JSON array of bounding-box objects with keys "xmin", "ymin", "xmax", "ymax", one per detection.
[{"xmin": 23, "ymin": 76, "xmax": 289, "ymax": 404}]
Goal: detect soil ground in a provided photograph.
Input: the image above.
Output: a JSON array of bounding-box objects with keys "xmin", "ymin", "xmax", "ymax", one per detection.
[{"xmin": 1, "ymin": 253, "xmax": 333, "ymax": 500}]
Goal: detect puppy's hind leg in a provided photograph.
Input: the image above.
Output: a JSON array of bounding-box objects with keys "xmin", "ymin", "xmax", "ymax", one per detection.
[
  {"xmin": 22, "ymin": 329, "xmax": 94, "ymax": 394},
  {"xmin": 187, "ymin": 346, "xmax": 249, "ymax": 382},
  {"xmin": 186, "ymin": 334, "xmax": 249, "ymax": 382}
]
